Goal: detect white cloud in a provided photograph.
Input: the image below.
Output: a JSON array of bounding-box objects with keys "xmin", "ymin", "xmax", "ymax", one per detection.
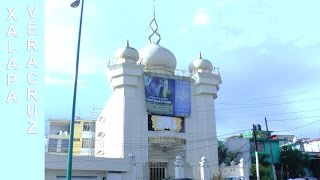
[
  {"xmin": 45, "ymin": 76, "xmax": 73, "ymax": 85},
  {"xmin": 45, "ymin": 74, "xmax": 88, "ymax": 87},
  {"xmin": 211, "ymin": 0, "xmax": 320, "ymax": 51},
  {"xmin": 192, "ymin": 9, "xmax": 210, "ymax": 26}
]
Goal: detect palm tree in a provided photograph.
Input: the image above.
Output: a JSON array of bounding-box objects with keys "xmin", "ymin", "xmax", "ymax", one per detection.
[{"xmin": 218, "ymin": 141, "xmax": 242, "ymax": 165}]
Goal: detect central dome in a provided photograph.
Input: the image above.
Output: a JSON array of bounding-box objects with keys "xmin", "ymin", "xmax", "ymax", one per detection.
[{"xmin": 139, "ymin": 43, "xmax": 177, "ymax": 71}]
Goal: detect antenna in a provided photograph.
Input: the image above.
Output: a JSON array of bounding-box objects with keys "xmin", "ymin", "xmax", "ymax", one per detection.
[{"xmin": 148, "ymin": 0, "xmax": 161, "ymax": 44}]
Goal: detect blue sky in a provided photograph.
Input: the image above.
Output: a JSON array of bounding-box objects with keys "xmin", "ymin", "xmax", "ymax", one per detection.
[{"xmin": 45, "ymin": 0, "xmax": 320, "ymax": 139}]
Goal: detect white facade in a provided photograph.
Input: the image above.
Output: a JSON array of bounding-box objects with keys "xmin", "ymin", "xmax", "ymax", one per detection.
[
  {"xmin": 304, "ymin": 139, "xmax": 320, "ymax": 152},
  {"xmin": 285, "ymin": 137, "xmax": 320, "ymax": 153},
  {"xmin": 45, "ymin": 153, "xmax": 131, "ymax": 180},
  {"xmin": 94, "ymin": 42, "xmax": 222, "ymax": 179},
  {"xmin": 219, "ymin": 159, "xmax": 250, "ymax": 180},
  {"xmin": 276, "ymin": 135, "xmax": 295, "ymax": 146}
]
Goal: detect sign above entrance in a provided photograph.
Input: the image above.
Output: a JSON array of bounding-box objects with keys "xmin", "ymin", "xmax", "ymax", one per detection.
[
  {"xmin": 144, "ymin": 72, "xmax": 191, "ymax": 116},
  {"xmin": 151, "ymin": 115, "xmax": 183, "ymax": 132},
  {"xmin": 148, "ymin": 137, "xmax": 186, "ymax": 145}
]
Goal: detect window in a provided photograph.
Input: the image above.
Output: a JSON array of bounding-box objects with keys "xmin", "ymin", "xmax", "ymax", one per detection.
[
  {"xmin": 256, "ymin": 142, "xmax": 265, "ymax": 151},
  {"xmin": 83, "ymin": 122, "xmax": 95, "ymax": 132},
  {"xmin": 74, "ymin": 121, "xmax": 81, "ymax": 124},
  {"xmin": 250, "ymin": 142, "xmax": 265, "ymax": 152},
  {"xmin": 82, "ymin": 138, "xmax": 94, "ymax": 148},
  {"xmin": 74, "ymin": 138, "xmax": 80, "ymax": 142},
  {"xmin": 48, "ymin": 139, "xmax": 58, "ymax": 152},
  {"xmin": 61, "ymin": 139, "xmax": 69, "ymax": 153}
]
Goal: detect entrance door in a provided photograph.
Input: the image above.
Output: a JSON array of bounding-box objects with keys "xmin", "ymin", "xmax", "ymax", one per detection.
[{"xmin": 149, "ymin": 162, "xmax": 167, "ymax": 180}]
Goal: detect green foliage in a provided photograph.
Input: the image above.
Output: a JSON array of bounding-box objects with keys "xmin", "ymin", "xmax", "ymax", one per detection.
[
  {"xmin": 256, "ymin": 130, "xmax": 268, "ymax": 139},
  {"xmin": 280, "ymin": 146, "xmax": 310, "ymax": 177},
  {"xmin": 218, "ymin": 141, "xmax": 228, "ymax": 165},
  {"xmin": 218, "ymin": 141, "xmax": 242, "ymax": 165},
  {"xmin": 250, "ymin": 152, "xmax": 272, "ymax": 179},
  {"xmin": 251, "ymin": 164, "xmax": 272, "ymax": 180}
]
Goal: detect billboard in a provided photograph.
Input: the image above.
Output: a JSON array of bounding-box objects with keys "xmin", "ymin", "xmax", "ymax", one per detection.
[{"xmin": 144, "ymin": 72, "xmax": 191, "ymax": 116}]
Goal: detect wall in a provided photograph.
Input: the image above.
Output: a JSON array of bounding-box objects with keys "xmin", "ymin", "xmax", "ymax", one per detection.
[
  {"xmin": 73, "ymin": 121, "xmax": 83, "ymax": 155},
  {"xmin": 45, "ymin": 170, "xmax": 106, "ymax": 180},
  {"xmin": 262, "ymin": 140, "xmax": 281, "ymax": 163}
]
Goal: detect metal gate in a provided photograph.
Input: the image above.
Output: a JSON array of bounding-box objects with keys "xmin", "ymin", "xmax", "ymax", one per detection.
[{"xmin": 149, "ymin": 162, "xmax": 167, "ymax": 180}]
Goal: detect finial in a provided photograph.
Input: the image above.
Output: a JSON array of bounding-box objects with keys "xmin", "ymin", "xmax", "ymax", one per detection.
[
  {"xmin": 199, "ymin": 52, "xmax": 202, "ymax": 59},
  {"xmin": 126, "ymin": 39, "xmax": 129, "ymax": 47},
  {"xmin": 148, "ymin": 0, "xmax": 161, "ymax": 44}
]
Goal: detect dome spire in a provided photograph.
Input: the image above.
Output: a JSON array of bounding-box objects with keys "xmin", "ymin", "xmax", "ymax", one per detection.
[
  {"xmin": 148, "ymin": 0, "xmax": 161, "ymax": 44},
  {"xmin": 114, "ymin": 39, "xmax": 139, "ymax": 63},
  {"xmin": 199, "ymin": 52, "xmax": 202, "ymax": 59}
]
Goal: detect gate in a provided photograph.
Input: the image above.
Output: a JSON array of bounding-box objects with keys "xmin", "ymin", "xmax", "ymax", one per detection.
[{"xmin": 149, "ymin": 162, "xmax": 167, "ymax": 180}]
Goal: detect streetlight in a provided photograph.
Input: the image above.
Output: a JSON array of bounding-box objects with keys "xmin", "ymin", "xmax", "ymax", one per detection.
[{"xmin": 66, "ymin": 0, "xmax": 84, "ymax": 180}]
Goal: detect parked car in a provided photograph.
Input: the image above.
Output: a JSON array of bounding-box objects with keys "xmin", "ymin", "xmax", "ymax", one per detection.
[
  {"xmin": 291, "ymin": 177, "xmax": 318, "ymax": 180},
  {"xmin": 303, "ymin": 177, "xmax": 318, "ymax": 180}
]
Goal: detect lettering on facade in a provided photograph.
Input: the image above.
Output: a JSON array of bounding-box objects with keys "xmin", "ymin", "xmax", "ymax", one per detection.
[{"xmin": 148, "ymin": 137, "xmax": 186, "ymax": 144}]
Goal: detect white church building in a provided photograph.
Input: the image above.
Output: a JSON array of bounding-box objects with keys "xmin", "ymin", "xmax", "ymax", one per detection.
[
  {"xmin": 94, "ymin": 36, "xmax": 222, "ymax": 179},
  {"xmin": 46, "ymin": 4, "xmax": 222, "ymax": 179}
]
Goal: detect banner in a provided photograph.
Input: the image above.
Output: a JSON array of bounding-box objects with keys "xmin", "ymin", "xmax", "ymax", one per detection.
[{"xmin": 144, "ymin": 72, "xmax": 191, "ymax": 116}]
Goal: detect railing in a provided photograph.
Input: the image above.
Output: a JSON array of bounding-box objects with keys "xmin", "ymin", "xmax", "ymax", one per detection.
[{"xmin": 107, "ymin": 60, "xmax": 221, "ymax": 77}]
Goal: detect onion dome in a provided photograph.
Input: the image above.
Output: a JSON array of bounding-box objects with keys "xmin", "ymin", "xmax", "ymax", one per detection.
[
  {"xmin": 139, "ymin": 43, "xmax": 177, "ymax": 71},
  {"xmin": 189, "ymin": 52, "xmax": 213, "ymax": 72},
  {"xmin": 114, "ymin": 40, "xmax": 139, "ymax": 62}
]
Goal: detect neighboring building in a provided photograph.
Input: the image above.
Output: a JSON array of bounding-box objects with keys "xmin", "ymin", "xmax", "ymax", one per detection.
[
  {"xmin": 224, "ymin": 132, "xmax": 281, "ymax": 179},
  {"xmin": 282, "ymin": 137, "xmax": 320, "ymax": 178},
  {"xmin": 94, "ymin": 37, "xmax": 222, "ymax": 179},
  {"xmin": 275, "ymin": 135, "xmax": 295, "ymax": 146},
  {"xmin": 46, "ymin": 119, "xmax": 96, "ymax": 156}
]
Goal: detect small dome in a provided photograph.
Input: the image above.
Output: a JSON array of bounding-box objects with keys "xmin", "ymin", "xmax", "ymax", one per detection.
[
  {"xmin": 114, "ymin": 40, "xmax": 139, "ymax": 61},
  {"xmin": 189, "ymin": 53, "xmax": 213, "ymax": 72},
  {"xmin": 139, "ymin": 43, "xmax": 177, "ymax": 71}
]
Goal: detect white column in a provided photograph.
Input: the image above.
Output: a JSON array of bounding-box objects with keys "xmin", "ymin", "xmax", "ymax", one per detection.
[
  {"xmin": 239, "ymin": 158, "xmax": 244, "ymax": 177},
  {"xmin": 199, "ymin": 156, "xmax": 211, "ymax": 180},
  {"xmin": 128, "ymin": 152, "xmax": 136, "ymax": 180},
  {"xmin": 239, "ymin": 158, "xmax": 250, "ymax": 180},
  {"xmin": 174, "ymin": 155, "xmax": 184, "ymax": 179}
]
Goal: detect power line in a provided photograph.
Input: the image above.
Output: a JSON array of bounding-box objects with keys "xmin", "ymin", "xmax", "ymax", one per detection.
[
  {"xmin": 268, "ymin": 115, "xmax": 320, "ymax": 122},
  {"xmin": 273, "ymin": 119, "xmax": 320, "ymax": 133},
  {"xmin": 45, "ymin": 120, "xmax": 320, "ymax": 163},
  {"xmin": 217, "ymin": 108, "xmax": 320, "ymax": 120},
  {"xmin": 216, "ymin": 98, "xmax": 320, "ymax": 111},
  {"xmin": 217, "ymin": 97, "xmax": 320, "ymax": 106},
  {"xmin": 216, "ymin": 89, "xmax": 320, "ymax": 104}
]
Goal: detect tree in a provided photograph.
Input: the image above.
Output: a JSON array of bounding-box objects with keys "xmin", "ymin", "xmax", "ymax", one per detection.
[
  {"xmin": 251, "ymin": 153, "xmax": 272, "ymax": 180},
  {"xmin": 218, "ymin": 141, "xmax": 242, "ymax": 165},
  {"xmin": 280, "ymin": 146, "xmax": 310, "ymax": 178},
  {"xmin": 218, "ymin": 141, "xmax": 228, "ymax": 165}
]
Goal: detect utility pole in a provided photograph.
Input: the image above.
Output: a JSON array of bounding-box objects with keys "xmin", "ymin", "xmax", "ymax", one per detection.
[
  {"xmin": 253, "ymin": 124, "xmax": 260, "ymax": 180},
  {"xmin": 265, "ymin": 117, "xmax": 277, "ymax": 180}
]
